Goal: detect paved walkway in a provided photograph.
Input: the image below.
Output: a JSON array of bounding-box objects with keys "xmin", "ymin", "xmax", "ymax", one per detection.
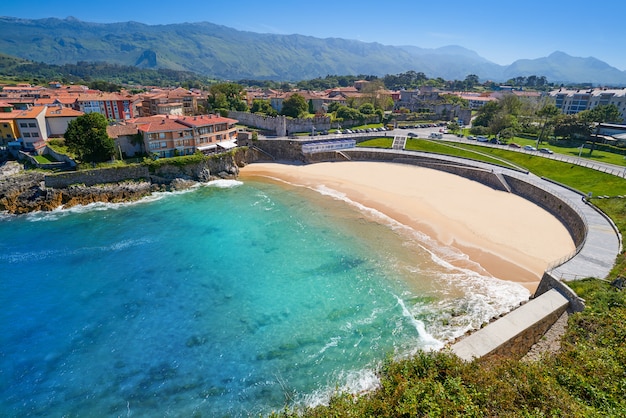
[{"xmin": 346, "ymin": 148, "xmax": 621, "ymax": 282}]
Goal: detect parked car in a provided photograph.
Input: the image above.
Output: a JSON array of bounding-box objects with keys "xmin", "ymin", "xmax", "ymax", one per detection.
[
  {"xmin": 476, "ymin": 136, "xmax": 489, "ymax": 142},
  {"xmin": 508, "ymin": 143, "xmax": 521, "ymax": 148},
  {"xmin": 523, "ymin": 145, "xmax": 538, "ymax": 151},
  {"xmin": 467, "ymin": 135, "xmax": 476, "ymax": 140},
  {"xmin": 408, "ymin": 132, "xmax": 417, "ymax": 137},
  {"xmin": 539, "ymin": 148, "xmax": 554, "ymax": 154}
]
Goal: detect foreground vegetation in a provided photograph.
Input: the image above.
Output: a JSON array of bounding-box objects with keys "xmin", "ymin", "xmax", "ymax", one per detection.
[{"xmin": 275, "ymin": 276, "xmax": 626, "ymax": 417}]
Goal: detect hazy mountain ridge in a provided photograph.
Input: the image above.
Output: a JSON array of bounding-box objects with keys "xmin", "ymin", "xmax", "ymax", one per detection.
[{"xmin": 1, "ymin": 16, "xmax": 625, "ymax": 85}]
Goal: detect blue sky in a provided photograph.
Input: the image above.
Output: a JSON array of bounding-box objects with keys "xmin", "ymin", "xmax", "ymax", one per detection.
[{"xmin": 4, "ymin": 0, "xmax": 625, "ymax": 71}]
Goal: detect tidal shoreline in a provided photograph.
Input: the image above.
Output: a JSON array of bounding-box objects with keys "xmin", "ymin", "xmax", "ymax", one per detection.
[{"xmin": 240, "ymin": 161, "xmax": 577, "ymax": 292}]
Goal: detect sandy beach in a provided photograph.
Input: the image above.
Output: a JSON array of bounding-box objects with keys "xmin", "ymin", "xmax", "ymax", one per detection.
[{"xmin": 239, "ymin": 161, "xmax": 576, "ymax": 292}]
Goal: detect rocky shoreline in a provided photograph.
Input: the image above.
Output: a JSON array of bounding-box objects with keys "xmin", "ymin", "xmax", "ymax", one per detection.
[{"xmin": 0, "ymin": 153, "xmax": 244, "ymax": 214}]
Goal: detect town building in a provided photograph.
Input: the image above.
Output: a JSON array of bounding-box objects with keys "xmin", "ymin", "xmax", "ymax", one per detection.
[
  {"xmin": 0, "ymin": 101, "xmax": 20, "ymax": 146},
  {"xmin": 45, "ymin": 106, "xmax": 84, "ymax": 137},
  {"xmin": 550, "ymin": 88, "xmax": 626, "ymax": 122},
  {"xmin": 135, "ymin": 114, "xmax": 238, "ymax": 158},
  {"xmin": 74, "ymin": 92, "xmax": 135, "ymax": 121},
  {"xmin": 14, "ymin": 106, "xmax": 48, "ymax": 150},
  {"xmin": 138, "ymin": 88, "xmax": 201, "ymax": 117}
]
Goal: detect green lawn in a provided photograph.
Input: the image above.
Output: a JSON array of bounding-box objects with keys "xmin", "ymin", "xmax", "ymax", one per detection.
[
  {"xmin": 482, "ymin": 135, "xmax": 626, "ymax": 167},
  {"xmin": 451, "ymin": 142, "xmax": 626, "ymax": 197},
  {"xmin": 33, "ymin": 154, "xmax": 57, "ymax": 164}
]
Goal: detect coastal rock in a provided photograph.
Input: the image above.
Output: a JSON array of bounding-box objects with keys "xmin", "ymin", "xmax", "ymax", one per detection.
[
  {"xmin": 170, "ymin": 178, "xmax": 198, "ymax": 191},
  {"xmin": 0, "ymin": 171, "xmax": 46, "ymax": 214},
  {"xmin": 0, "ymin": 161, "xmax": 23, "ymax": 178},
  {"xmin": 0, "ymin": 150, "xmax": 247, "ymax": 214},
  {"xmin": 0, "ymin": 169, "xmax": 155, "ymax": 214}
]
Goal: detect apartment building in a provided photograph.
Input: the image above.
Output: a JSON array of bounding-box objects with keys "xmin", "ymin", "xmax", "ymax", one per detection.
[
  {"xmin": 550, "ymin": 88, "xmax": 626, "ymax": 121},
  {"xmin": 14, "ymin": 106, "xmax": 48, "ymax": 150},
  {"xmin": 139, "ymin": 88, "xmax": 200, "ymax": 117},
  {"xmin": 136, "ymin": 114, "xmax": 238, "ymax": 158},
  {"xmin": 74, "ymin": 92, "xmax": 135, "ymax": 121}
]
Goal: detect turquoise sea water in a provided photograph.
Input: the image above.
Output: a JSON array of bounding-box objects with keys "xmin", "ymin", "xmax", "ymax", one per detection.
[{"xmin": 0, "ymin": 178, "xmax": 529, "ymax": 417}]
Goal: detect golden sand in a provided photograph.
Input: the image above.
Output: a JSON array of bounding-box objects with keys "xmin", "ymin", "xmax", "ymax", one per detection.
[{"xmin": 239, "ymin": 161, "xmax": 576, "ymax": 292}]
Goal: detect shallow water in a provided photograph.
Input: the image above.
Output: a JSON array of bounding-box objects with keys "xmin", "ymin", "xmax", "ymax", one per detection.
[{"xmin": 0, "ymin": 179, "xmax": 529, "ymax": 416}]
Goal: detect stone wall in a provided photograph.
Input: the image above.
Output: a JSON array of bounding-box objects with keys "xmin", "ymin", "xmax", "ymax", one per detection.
[
  {"xmin": 45, "ymin": 165, "xmax": 151, "ymax": 188},
  {"xmin": 535, "ymin": 272, "xmax": 586, "ymax": 312},
  {"xmin": 503, "ymin": 175, "xmax": 587, "ymax": 248},
  {"xmin": 341, "ymin": 150, "xmax": 512, "ymax": 192},
  {"xmin": 229, "ymin": 111, "xmax": 331, "ymax": 136},
  {"xmin": 43, "ymin": 149, "xmax": 250, "ymax": 189},
  {"xmin": 251, "ymin": 139, "xmax": 305, "ymax": 161},
  {"xmin": 451, "ymin": 289, "xmax": 571, "ymax": 361},
  {"xmin": 44, "ymin": 146, "xmax": 77, "ymax": 168}
]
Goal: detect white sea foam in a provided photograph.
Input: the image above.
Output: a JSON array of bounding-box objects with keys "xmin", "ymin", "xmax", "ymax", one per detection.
[
  {"xmin": 307, "ymin": 183, "xmax": 531, "ymax": 345},
  {"xmin": 23, "ymin": 196, "xmax": 163, "ymax": 222},
  {"xmin": 204, "ymin": 179, "xmax": 243, "ymax": 189},
  {"xmin": 302, "ymin": 367, "xmax": 381, "ymax": 410},
  {"xmin": 1, "ymin": 237, "xmax": 153, "ymax": 265},
  {"xmin": 395, "ymin": 295, "xmax": 444, "ymax": 351},
  {"xmin": 318, "ymin": 336, "xmax": 341, "ymax": 355}
]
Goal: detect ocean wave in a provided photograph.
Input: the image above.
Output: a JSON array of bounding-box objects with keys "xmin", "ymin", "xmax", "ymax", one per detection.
[
  {"xmin": 301, "ymin": 367, "xmax": 381, "ymax": 410},
  {"xmin": 395, "ymin": 295, "xmax": 444, "ymax": 351},
  {"xmin": 204, "ymin": 179, "xmax": 243, "ymax": 189},
  {"xmin": 0, "ymin": 237, "xmax": 153, "ymax": 264},
  {"xmin": 306, "ymin": 183, "xmax": 531, "ymax": 346}
]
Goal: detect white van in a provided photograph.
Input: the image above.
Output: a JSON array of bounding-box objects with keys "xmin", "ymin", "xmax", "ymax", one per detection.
[{"xmin": 428, "ymin": 132, "xmax": 443, "ymax": 139}]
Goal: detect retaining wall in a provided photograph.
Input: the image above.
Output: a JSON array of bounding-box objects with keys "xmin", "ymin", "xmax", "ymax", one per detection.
[
  {"xmin": 45, "ymin": 165, "xmax": 150, "ymax": 188},
  {"xmin": 503, "ymin": 175, "xmax": 587, "ymax": 248},
  {"xmin": 451, "ymin": 289, "xmax": 570, "ymax": 361}
]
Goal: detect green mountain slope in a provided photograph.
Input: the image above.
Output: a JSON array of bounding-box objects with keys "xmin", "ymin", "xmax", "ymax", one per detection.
[{"xmin": 1, "ymin": 17, "xmax": 625, "ymax": 84}]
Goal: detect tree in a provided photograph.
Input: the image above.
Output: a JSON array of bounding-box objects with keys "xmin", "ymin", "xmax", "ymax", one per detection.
[
  {"xmin": 280, "ymin": 93, "xmax": 308, "ymax": 118},
  {"xmin": 335, "ymin": 105, "xmax": 362, "ymax": 122},
  {"xmin": 358, "ymin": 103, "xmax": 375, "ymax": 115},
  {"xmin": 552, "ymin": 114, "xmax": 591, "ymax": 140},
  {"xmin": 64, "ymin": 113, "xmax": 115, "ymax": 163},
  {"xmin": 536, "ymin": 103, "xmax": 560, "ymax": 146},
  {"xmin": 208, "ymin": 83, "xmax": 247, "ymax": 112},
  {"xmin": 250, "ymin": 99, "xmax": 277, "ymax": 116},
  {"xmin": 579, "ymin": 104, "xmax": 623, "ymax": 155},
  {"xmin": 464, "ymin": 74, "xmax": 479, "ymax": 90},
  {"xmin": 473, "ymin": 101, "xmax": 500, "ymax": 128}
]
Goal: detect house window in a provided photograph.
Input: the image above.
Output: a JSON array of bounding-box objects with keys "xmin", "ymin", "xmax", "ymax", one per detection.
[
  {"xmin": 23, "ymin": 132, "xmax": 30, "ymax": 137},
  {"xmin": 159, "ymin": 132, "xmax": 166, "ymax": 139},
  {"xmin": 32, "ymin": 132, "xmax": 39, "ymax": 137},
  {"xmin": 28, "ymin": 123, "xmax": 36, "ymax": 128},
  {"xmin": 20, "ymin": 123, "xmax": 27, "ymax": 128}
]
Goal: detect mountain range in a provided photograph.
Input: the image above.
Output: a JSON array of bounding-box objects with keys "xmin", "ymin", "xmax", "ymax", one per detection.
[{"xmin": 1, "ymin": 16, "xmax": 625, "ymax": 85}]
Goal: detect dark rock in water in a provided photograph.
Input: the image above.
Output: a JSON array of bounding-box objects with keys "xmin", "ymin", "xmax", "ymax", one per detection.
[{"xmin": 186, "ymin": 335, "xmax": 208, "ymax": 348}]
